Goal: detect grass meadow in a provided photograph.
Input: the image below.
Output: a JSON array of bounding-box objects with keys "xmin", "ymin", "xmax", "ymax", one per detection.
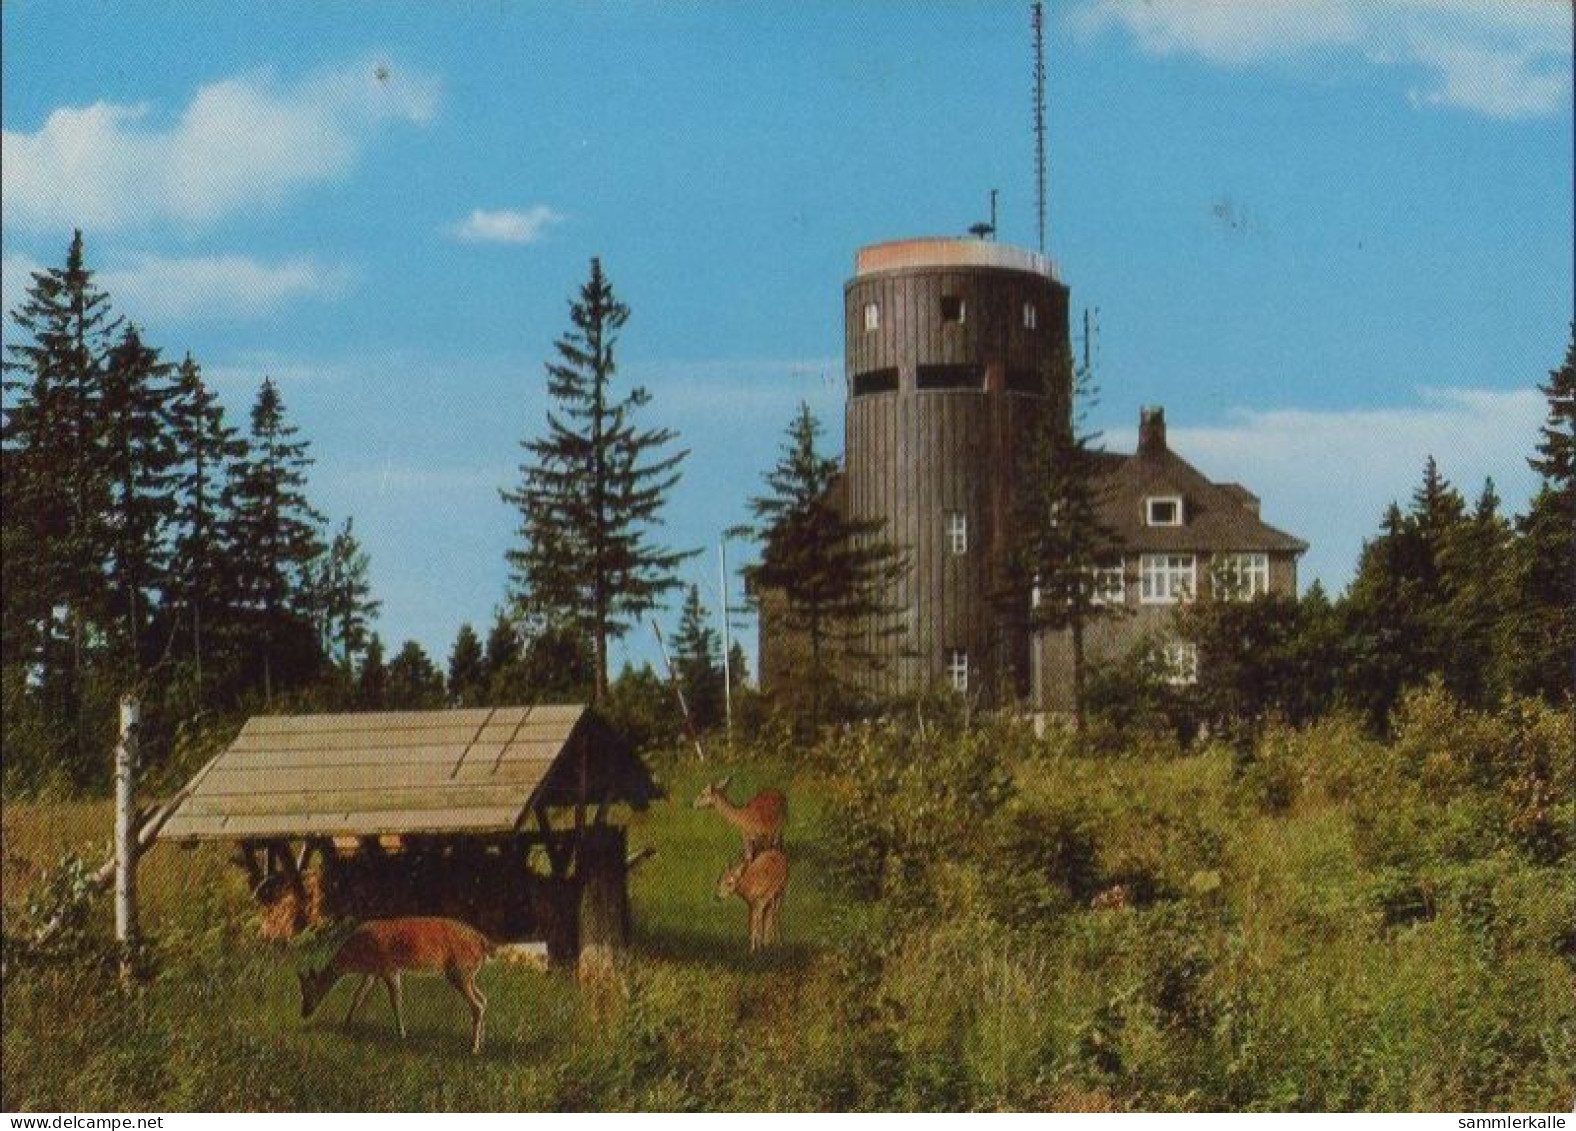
[{"xmin": 3, "ymin": 695, "xmax": 1573, "ymax": 1111}]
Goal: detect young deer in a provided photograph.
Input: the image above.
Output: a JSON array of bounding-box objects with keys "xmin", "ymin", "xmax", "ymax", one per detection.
[
  {"xmin": 716, "ymin": 848, "xmax": 789, "ymax": 952},
  {"xmin": 298, "ymin": 917, "xmax": 494, "ymax": 1054},
  {"xmin": 693, "ymin": 775, "xmax": 787, "ymax": 859}
]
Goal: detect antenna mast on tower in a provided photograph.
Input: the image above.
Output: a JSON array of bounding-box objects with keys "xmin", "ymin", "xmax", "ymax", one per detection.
[{"xmin": 1032, "ymin": 1, "xmax": 1047, "ymax": 254}]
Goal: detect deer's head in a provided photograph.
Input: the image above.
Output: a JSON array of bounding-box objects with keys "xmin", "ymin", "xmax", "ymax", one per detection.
[
  {"xmin": 715, "ymin": 857, "xmax": 748, "ymax": 902},
  {"xmin": 692, "ymin": 775, "xmax": 733, "ymax": 810},
  {"xmin": 298, "ymin": 967, "xmax": 333, "ymax": 1019}
]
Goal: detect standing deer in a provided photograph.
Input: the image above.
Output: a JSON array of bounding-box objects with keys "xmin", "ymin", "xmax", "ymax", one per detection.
[
  {"xmin": 298, "ymin": 917, "xmax": 494, "ymax": 1054},
  {"xmin": 693, "ymin": 775, "xmax": 787, "ymax": 859},
  {"xmin": 716, "ymin": 848, "xmax": 789, "ymax": 952}
]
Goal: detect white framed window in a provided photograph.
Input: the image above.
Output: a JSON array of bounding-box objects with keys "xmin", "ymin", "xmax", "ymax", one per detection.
[
  {"xmin": 946, "ymin": 648, "xmax": 969, "ymax": 693},
  {"xmin": 947, "ymin": 511, "xmax": 968, "ymax": 555},
  {"xmin": 1090, "ymin": 561, "xmax": 1125, "ymax": 605},
  {"xmin": 1213, "ymin": 552, "xmax": 1270, "ymax": 600},
  {"xmin": 940, "ymin": 295, "xmax": 966, "ymax": 324},
  {"xmin": 1140, "ymin": 554, "xmax": 1196, "ymax": 604},
  {"xmin": 1161, "ymin": 640, "xmax": 1198, "ymax": 686},
  {"xmin": 1146, "ymin": 496, "xmax": 1184, "ymax": 526},
  {"xmin": 863, "ymin": 302, "xmax": 880, "ymax": 332},
  {"xmin": 1023, "ymin": 302, "xmax": 1038, "ymax": 330}
]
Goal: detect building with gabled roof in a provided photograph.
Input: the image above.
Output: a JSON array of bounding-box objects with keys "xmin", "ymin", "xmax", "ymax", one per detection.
[{"xmin": 1032, "ymin": 406, "xmax": 1308, "ymax": 709}]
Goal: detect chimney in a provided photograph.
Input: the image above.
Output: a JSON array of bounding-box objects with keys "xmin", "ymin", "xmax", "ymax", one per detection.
[{"xmin": 1138, "ymin": 406, "xmax": 1167, "ymax": 456}]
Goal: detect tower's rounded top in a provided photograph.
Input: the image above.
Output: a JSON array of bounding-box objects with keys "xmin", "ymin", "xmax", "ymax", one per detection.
[{"xmin": 853, "ymin": 237, "xmax": 1058, "ymax": 281}]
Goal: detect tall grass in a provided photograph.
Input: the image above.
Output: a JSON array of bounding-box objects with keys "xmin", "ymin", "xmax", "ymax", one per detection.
[{"xmin": 3, "ymin": 694, "xmax": 1572, "ymax": 1110}]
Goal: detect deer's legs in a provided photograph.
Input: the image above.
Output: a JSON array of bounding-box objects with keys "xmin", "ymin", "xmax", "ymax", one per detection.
[
  {"xmin": 383, "ymin": 973, "xmax": 406, "ymax": 1039},
  {"xmin": 345, "ymin": 975, "xmax": 374, "ymax": 1024},
  {"xmin": 447, "ymin": 965, "xmax": 487, "ymax": 1055}
]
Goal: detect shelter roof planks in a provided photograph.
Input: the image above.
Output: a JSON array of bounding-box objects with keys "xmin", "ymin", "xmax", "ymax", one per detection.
[{"xmin": 158, "ymin": 704, "xmax": 662, "ymax": 844}]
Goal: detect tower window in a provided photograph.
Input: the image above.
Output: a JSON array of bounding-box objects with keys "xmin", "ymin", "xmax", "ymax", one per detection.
[
  {"xmin": 940, "ymin": 295, "xmax": 966, "ymax": 324},
  {"xmin": 1146, "ymin": 496, "xmax": 1184, "ymax": 526},
  {"xmin": 946, "ymin": 648, "xmax": 969, "ymax": 693},
  {"xmin": 863, "ymin": 302, "xmax": 880, "ymax": 332},
  {"xmin": 852, "ymin": 367, "xmax": 899, "ymax": 396},
  {"xmin": 916, "ymin": 365, "xmax": 984, "ymax": 391},
  {"xmin": 1023, "ymin": 302, "xmax": 1038, "ymax": 330},
  {"xmin": 947, "ymin": 511, "xmax": 968, "ymax": 555}
]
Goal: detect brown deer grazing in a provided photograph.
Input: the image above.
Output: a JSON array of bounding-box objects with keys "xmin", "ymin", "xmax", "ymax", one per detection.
[
  {"xmin": 716, "ymin": 848, "xmax": 789, "ymax": 952},
  {"xmin": 298, "ymin": 917, "xmax": 494, "ymax": 1054},
  {"xmin": 693, "ymin": 775, "xmax": 787, "ymax": 859}
]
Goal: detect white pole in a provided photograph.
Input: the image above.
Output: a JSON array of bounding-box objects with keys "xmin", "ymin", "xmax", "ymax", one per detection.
[
  {"xmin": 114, "ymin": 694, "xmax": 140, "ymax": 971},
  {"xmin": 719, "ymin": 538, "xmax": 733, "ymax": 739}
]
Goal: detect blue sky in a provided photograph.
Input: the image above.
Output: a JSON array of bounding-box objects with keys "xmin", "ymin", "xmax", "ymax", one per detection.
[{"xmin": 3, "ymin": 1, "xmax": 1571, "ymax": 672}]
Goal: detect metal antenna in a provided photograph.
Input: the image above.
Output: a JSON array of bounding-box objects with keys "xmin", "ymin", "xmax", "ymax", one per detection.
[{"xmin": 1032, "ymin": 1, "xmax": 1047, "ymax": 253}]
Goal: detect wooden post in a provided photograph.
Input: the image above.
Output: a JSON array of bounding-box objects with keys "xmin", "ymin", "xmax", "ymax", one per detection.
[
  {"xmin": 114, "ymin": 694, "xmax": 140, "ymax": 977},
  {"xmin": 577, "ymin": 825, "xmax": 628, "ymax": 979}
]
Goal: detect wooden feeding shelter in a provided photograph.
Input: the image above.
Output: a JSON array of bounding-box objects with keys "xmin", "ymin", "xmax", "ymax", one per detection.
[{"xmin": 158, "ymin": 705, "xmax": 662, "ymax": 962}]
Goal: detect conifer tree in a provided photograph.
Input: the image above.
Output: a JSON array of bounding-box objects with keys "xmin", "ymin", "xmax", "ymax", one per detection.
[
  {"xmin": 100, "ymin": 326, "xmax": 179, "ymax": 675},
  {"xmin": 503, "ymin": 258, "xmax": 694, "ymax": 702},
  {"xmin": 746, "ymin": 402, "xmax": 906, "ymax": 730},
  {"xmin": 1438, "ymin": 479, "xmax": 1512, "ymax": 706},
  {"xmin": 1, "ymin": 231, "xmax": 121, "ymax": 692},
  {"xmin": 447, "ymin": 623, "xmax": 487, "ymax": 706},
  {"xmin": 223, "ymin": 378, "xmax": 326, "ymax": 700},
  {"xmin": 482, "ymin": 611, "xmax": 522, "ymax": 699},
  {"xmin": 386, "ymin": 640, "xmax": 445, "ymax": 709},
  {"xmin": 1009, "ymin": 349, "xmax": 1123, "ymax": 733},
  {"xmin": 727, "ymin": 639, "xmax": 751, "ymax": 690},
  {"xmin": 315, "ymin": 516, "xmax": 380, "ymax": 668},
  {"xmin": 1501, "ymin": 330, "xmax": 1576, "ymax": 701},
  {"xmin": 671, "ymin": 584, "xmax": 725, "ymax": 730},
  {"xmin": 165, "ymin": 354, "xmax": 245, "ymax": 697},
  {"xmin": 358, "ymin": 633, "xmax": 388, "ymax": 708},
  {"xmin": 1529, "ymin": 328, "xmax": 1575, "ymax": 495}
]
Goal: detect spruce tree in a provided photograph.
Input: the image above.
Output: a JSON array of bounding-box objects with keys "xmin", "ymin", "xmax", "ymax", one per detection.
[
  {"xmin": 746, "ymin": 402, "xmax": 906, "ymax": 730},
  {"xmin": 223, "ymin": 378, "xmax": 326, "ymax": 701},
  {"xmin": 1501, "ymin": 329, "xmax": 1576, "ymax": 701},
  {"xmin": 503, "ymin": 258, "xmax": 694, "ymax": 702},
  {"xmin": 671, "ymin": 584, "xmax": 725, "ymax": 730},
  {"xmin": 100, "ymin": 326, "xmax": 179, "ymax": 675},
  {"xmin": 358, "ymin": 633, "xmax": 388, "ymax": 708},
  {"xmin": 482, "ymin": 611, "xmax": 522, "ymax": 700},
  {"xmin": 386, "ymin": 640, "xmax": 445, "ymax": 709},
  {"xmin": 315, "ymin": 516, "xmax": 380, "ymax": 668},
  {"xmin": 1438, "ymin": 479, "xmax": 1512, "ymax": 706},
  {"xmin": 165, "ymin": 354, "xmax": 245, "ymax": 698},
  {"xmin": 447, "ymin": 623, "xmax": 487, "ymax": 706},
  {"xmin": 1, "ymin": 231, "xmax": 120, "ymax": 695},
  {"xmin": 1009, "ymin": 349, "xmax": 1123, "ymax": 733},
  {"xmin": 2, "ymin": 231, "xmax": 121, "ymax": 781},
  {"xmin": 1529, "ymin": 328, "xmax": 1575, "ymax": 494}
]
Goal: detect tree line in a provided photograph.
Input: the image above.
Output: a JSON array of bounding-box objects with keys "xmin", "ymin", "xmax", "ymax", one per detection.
[
  {"xmin": 6, "ymin": 231, "xmax": 1567, "ymax": 792},
  {"xmin": 3, "ymin": 233, "xmax": 385, "ymax": 792}
]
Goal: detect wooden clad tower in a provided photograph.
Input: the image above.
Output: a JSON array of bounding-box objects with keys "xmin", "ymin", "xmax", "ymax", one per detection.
[{"xmin": 843, "ymin": 237, "xmax": 1072, "ymax": 701}]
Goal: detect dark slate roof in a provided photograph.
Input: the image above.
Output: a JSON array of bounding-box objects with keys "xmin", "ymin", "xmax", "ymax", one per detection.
[{"xmin": 1088, "ymin": 446, "xmax": 1308, "ymax": 555}]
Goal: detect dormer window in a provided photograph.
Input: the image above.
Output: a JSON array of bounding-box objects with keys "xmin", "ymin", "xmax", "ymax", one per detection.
[
  {"xmin": 1146, "ymin": 496, "xmax": 1183, "ymax": 526},
  {"xmin": 1022, "ymin": 302, "xmax": 1038, "ymax": 330},
  {"xmin": 940, "ymin": 295, "xmax": 966, "ymax": 324},
  {"xmin": 863, "ymin": 302, "xmax": 880, "ymax": 332}
]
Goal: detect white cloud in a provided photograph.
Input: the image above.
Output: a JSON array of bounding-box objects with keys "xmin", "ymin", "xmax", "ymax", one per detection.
[
  {"xmin": 2, "ymin": 57, "xmax": 437, "ymax": 232},
  {"xmin": 1075, "ymin": 0, "xmax": 1571, "ymax": 119},
  {"xmin": 448, "ymin": 206, "xmax": 565, "ymax": 245},
  {"xmin": 1104, "ymin": 386, "xmax": 1546, "ymax": 595},
  {"xmin": 96, "ymin": 253, "xmax": 352, "ymax": 321}
]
